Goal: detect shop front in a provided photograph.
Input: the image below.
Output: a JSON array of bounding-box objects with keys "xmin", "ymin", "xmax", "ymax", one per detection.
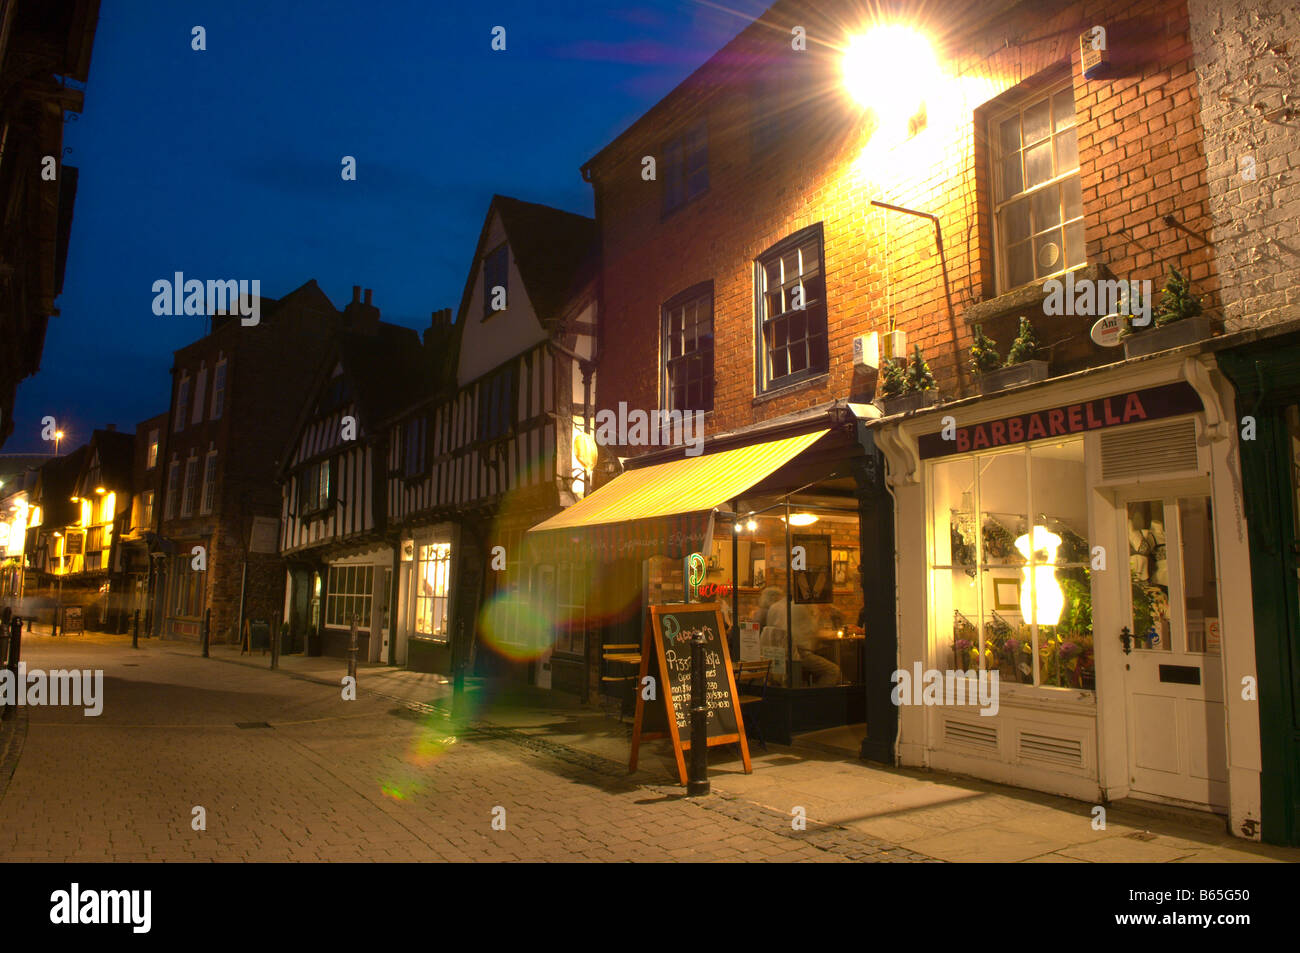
[
  {"xmin": 316, "ymin": 545, "xmax": 393, "ymax": 661},
  {"xmin": 526, "ymin": 403, "xmax": 898, "ymax": 749},
  {"xmin": 394, "ymin": 524, "xmax": 455, "ymax": 672},
  {"xmin": 875, "ymin": 351, "xmax": 1262, "ymax": 835}
]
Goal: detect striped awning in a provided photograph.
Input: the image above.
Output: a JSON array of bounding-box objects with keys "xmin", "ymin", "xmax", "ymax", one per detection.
[{"xmin": 526, "ymin": 429, "xmax": 830, "ymax": 563}]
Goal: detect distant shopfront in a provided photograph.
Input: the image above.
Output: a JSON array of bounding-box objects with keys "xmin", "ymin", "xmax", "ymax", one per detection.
[{"xmin": 875, "ymin": 350, "xmax": 1262, "ymax": 835}]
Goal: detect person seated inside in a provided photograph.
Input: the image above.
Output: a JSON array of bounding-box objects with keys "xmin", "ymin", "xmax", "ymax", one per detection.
[{"xmin": 756, "ymin": 587, "xmax": 842, "ymax": 687}]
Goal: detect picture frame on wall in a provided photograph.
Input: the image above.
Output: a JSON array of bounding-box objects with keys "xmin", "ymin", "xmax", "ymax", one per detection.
[
  {"xmin": 746, "ymin": 543, "xmax": 766, "ymax": 588},
  {"xmin": 993, "ymin": 577, "xmax": 1021, "ymax": 611},
  {"xmin": 792, "ymin": 533, "xmax": 832, "ymax": 604},
  {"xmin": 833, "ymin": 560, "xmax": 848, "ymax": 586}
]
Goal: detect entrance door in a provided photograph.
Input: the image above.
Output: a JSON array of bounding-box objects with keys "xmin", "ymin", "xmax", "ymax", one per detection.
[{"xmin": 1118, "ymin": 489, "xmax": 1227, "ymax": 809}]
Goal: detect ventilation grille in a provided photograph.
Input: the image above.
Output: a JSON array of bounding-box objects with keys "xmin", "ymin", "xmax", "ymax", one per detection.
[
  {"xmin": 1100, "ymin": 419, "xmax": 1198, "ymax": 481},
  {"xmin": 943, "ymin": 718, "xmax": 998, "ymax": 750},
  {"xmin": 1018, "ymin": 731, "xmax": 1083, "ymax": 767}
]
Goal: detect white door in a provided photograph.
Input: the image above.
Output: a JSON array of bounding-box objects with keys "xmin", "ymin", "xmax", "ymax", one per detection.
[{"xmin": 1117, "ymin": 488, "xmax": 1227, "ymax": 809}]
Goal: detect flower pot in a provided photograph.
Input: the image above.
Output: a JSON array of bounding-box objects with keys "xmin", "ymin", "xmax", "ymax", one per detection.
[
  {"xmin": 879, "ymin": 390, "xmax": 939, "ymax": 415},
  {"xmin": 977, "ymin": 359, "xmax": 1049, "ymax": 395},
  {"xmin": 1122, "ymin": 315, "xmax": 1213, "ymax": 359}
]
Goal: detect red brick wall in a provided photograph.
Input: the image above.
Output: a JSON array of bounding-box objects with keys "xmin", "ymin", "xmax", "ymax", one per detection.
[{"xmin": 588, "ymin": 0, "xmax": 1218, "ymax": 450}]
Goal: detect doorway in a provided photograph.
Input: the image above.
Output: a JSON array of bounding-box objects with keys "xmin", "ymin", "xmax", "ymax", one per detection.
[{"xmin": 1117, "ymin": 486, "xmax": 1227, "ymax": 810}]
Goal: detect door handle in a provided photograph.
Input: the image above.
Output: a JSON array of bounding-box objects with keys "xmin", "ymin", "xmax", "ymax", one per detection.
[{"xmin": 1119, "ymin": 626, "xmax": 1133, "ymax": 655}]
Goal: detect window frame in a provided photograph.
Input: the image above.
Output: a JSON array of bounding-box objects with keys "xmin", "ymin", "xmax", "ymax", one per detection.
[
  {"xmin": 477, "ymin": 364, "xmax": 517, "ymax": 444},
  {"xmin": 661, "ymin": 120, "xmax": 709, "ymax": 216},
  {"xmin": 174, "ymin": 376, "xmax": 190, "ymax": 432},
  {"xmin": 164, "ymin": 461, "xmax": 180, "ymax": 521},
  {"xmin": 180, "ymin": 456, "xmax": 200, "ymax": 518},
  {"xmin": 200, "ymin": 451, "xmax": 218, "ymax": 515},
  {"xmin": 297, "ymin": 458, "xmax": 335, "ymax": 519},
  {"xmin": 146, "ymin": 430, "xmax": 159, "ymax": 470},
  {"xmin": 660, "ymin": 280, "xmax": 715, "ymax": 414},
  {"xmin": 210, "ymin": 360, "xmax": 227, "ymax": 420},
  {"xmin": 754, "ymin": 223, "xmax": 829, "ymax": 394},
  {"xmin": 988, "ymin": 75, "xmax": 1085, "ymax": 294}
]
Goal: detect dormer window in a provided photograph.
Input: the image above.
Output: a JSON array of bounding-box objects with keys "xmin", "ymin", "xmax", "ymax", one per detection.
[{"xmin": 483, "ymin": 244, "xmax": 508, "ymax": 318}]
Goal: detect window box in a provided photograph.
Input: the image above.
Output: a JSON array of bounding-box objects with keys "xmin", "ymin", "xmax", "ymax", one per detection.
[
  {"xmin": 978, "ymin": 359, "xmax": 1049, "ymax": 395},
  {"xmin": 879, "ymin": 390, "xmax": 939, "ymax": 415},
  {"xmin": 1122, "ymin": 316, "xmax": 1214, "ymax": 360}
]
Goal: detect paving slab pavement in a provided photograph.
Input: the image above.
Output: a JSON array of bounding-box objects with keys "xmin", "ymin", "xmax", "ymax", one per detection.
[{"xmin": 3, "ymin": 632, "xmax": 1297, "ymax": 863}]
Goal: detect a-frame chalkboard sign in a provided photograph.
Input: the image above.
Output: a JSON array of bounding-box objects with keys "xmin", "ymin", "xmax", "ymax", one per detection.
[{"xmin": 629, "ymin": 602, "xmax": 751, "ymax": 784}]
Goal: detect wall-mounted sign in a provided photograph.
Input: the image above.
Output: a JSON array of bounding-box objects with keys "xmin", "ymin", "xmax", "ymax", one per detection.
[
  {"xmin": 1090, "ymin": 314, "xmax": 1123, "ymax": 347},
  {"xmin": 918, "ymin": 381, "xmax": 1203, "ymax": 459},
  {"xmin": 64, "ymin": 531, "xmax": 84, "ymax": 555}
]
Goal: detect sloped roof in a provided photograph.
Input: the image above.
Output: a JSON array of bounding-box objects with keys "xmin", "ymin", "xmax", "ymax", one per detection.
[
  {"xmin": 338, "ymin": 323, "xmax": 427, "ymax": 427},
  {"xmin": 454, "ymin": 195, "xmax": 596, "ymax": 330},
  {"xmin": 88, "ymin": 429, "xmax": 135, "ymax": 488}
]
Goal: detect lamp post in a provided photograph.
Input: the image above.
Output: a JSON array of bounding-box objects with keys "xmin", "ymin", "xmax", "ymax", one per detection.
[{"xmin": 54, "ymin": 430, "xmax": 64, "ymax": 457}]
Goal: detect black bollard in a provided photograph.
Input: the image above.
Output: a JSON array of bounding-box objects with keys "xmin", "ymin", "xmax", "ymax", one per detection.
[
  {"xmin": 347, "ymin": 616, "xmax": 358, "ymax": 684},
  {"xmin": 687, "ymin": 627, "xmax": 710, "ymax": 797},
  {"xmin": 132, "ymin": 609, "xmax": 140, "ymax": 649},
  {"xmin": 3, "ymin": 617, "xmax": 21, "ymax": 722},
  {"xmin": 201, "ymin": 608, "xmax": 210, "ymax": 658}
]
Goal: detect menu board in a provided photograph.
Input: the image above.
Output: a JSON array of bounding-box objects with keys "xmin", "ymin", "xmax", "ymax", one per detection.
[{"xmin": 629, "ymin": 603, "xmax": 750, "ymax": 784}]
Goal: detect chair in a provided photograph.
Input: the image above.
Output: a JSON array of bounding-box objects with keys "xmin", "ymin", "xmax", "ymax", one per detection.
[
  {"xmin": 735, "ymin": 659, "xmax": 772, "ymax": 751},
  {"xmin": 600, "ymin": 643, "xmax": 642, "ymax": 721}
]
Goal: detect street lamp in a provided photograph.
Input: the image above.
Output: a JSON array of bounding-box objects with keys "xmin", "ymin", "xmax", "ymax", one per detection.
[{"xmin": 54, "ymin": 430, "xmax": 64, "ymax": 456}]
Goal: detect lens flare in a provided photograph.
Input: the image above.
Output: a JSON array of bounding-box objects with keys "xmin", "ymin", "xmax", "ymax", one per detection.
[{"xmin": 842, "ymin": 26, "xmax": 938, "ymax": 133}]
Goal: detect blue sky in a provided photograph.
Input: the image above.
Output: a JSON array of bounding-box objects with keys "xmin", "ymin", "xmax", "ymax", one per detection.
[{"xmin": 9, "ymin": 0, "xmax": 770, "ymax": 452}]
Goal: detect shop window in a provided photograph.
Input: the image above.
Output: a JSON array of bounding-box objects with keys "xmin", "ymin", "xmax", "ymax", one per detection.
[
  {"xmin": 929, "ymin": 439, "xmax": 1094, "ymax": 690},
  {"xmin": 551, "ymin": 562, "xmax": 587, "ymax": 657},
  {"xmin": 326, "ymin": 564, "xmax": 374, "ymax": 629},
  {"xmin": 755, "ymin": 225, "xmax": 828, "ymax": 392},
  {"xmin": 713, "ymin": 504, "xmax": 863, "ymax": 690},
  {"xmin": 414, "ymin": 542, "xmax": 451, "ymax": 642},
  {"xmin": 662, "ymin": 283, "xmax": 715, "ymax": 413},
  {"xmin": 990, "ymin": 79, "xmax": 1084, "ymax": 291}
]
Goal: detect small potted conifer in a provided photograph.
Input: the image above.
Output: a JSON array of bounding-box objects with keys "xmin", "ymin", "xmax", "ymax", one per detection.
[
  {"xmin": 972, "ymin": 317, "xmax": 1049, "ymax": 394},
  {"xmin": 1123, "ymin": 267, "xmax": 1214, "ymax": 358},
  {"xmin": 878, "ymin": 345, "xmax": 940, "ymax": 414}
]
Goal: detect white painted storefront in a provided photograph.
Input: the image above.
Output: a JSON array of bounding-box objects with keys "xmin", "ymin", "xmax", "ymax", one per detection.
[{"xmin": 875, "ymin": 351, "xmax": 1262, "ymax": 837}]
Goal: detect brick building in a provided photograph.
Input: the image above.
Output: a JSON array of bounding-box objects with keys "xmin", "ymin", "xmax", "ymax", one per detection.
[
  {"xmin": 155, "ymin": 280, "xmax": 337, "ymax": 643},
  {"xmin": 521, "ymin": 0, "xmax": 1292, "ymax": 836},
  {"xmin": 117, "ymin": 412, "xmax": 167, "ymax": 634}
]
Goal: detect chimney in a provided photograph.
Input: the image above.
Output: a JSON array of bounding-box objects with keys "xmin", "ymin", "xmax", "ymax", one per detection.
[
  {"xmin": 424, "ymin": 308, "xmax": 452, "ymax": 347},
  {"xmin": 341, "ymin": 283, "xmax": 381, "ymax": 334}
]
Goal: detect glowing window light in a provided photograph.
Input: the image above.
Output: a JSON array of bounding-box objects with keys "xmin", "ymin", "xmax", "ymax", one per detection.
[{"xmin": 1015, "ymin": 525, "xmax": 1064, "ymax": 626}]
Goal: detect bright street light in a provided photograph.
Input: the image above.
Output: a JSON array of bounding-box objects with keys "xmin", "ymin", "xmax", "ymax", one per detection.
[{"xmin": 842, "ymin": 25, "xmax": 939, "ymax": 137}]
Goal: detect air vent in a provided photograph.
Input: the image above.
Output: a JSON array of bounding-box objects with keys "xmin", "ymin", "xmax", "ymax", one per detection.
[
  {"xmin": 944, "ymin": 718, "xmax": 998, "ymax": 750},
  {"xmin": 1018, "ymin": 730, "xmax": 1083, "ymax": 767},
  {"xmin": 1100, "ymin": 419, "xmax": 1198, "ymax": 481}
]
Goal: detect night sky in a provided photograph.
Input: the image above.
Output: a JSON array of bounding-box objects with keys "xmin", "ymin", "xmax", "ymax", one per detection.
[{"xmin": 9, "ymin": 0, "xmax": 770, "ymax": 453}]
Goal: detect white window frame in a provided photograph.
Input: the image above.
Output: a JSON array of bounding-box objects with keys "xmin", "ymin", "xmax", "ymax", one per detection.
[
  {"xmin": 989, "ymin": 76, "xmax": 1085, "ymax": 294},
  {"xmin": 200, "ymin": 451, "xmax": 218, "ymax": 515},
  {"xmin": 175, "ymin": 376, "xmax": 190, "ymax": 432},
  {"xmin": 181, "ymin": 456, "xmax": 199, "ymax": 518}
]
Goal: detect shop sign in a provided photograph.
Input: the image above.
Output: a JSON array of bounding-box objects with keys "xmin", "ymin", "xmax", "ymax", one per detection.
[
  {"xmin": 1090, "ymin": 315, "xmax": 1123, "ymax": 347},
  {"xmin": 918, "ymin": 381, "xmax": 1202, "ymax": 459}
]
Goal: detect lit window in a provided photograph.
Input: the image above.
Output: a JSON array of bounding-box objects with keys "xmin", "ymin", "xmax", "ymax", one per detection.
[
  {"xmin": 147, "ymin": 430, "xmax": 159, "ymax": 470},
  {"xmin": 662, "ymin": 283, "xmax": 714, "ymax": 413},
  {"xmin": 414, "ymin": 542, "xmax": 452, "ymax": 642},
  {"xmin": 991, "ymin": 80, "xmax": 1084, "ymax": 291},
  {"xmin": 756, "ymin": 224, "xmax": 827, "ymax": 392}
]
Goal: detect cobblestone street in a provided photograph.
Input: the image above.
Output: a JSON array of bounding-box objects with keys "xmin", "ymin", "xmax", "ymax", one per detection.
[{"xmin": 0, "ymin": 635, "xmax": 1295, "ymax": 863}]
